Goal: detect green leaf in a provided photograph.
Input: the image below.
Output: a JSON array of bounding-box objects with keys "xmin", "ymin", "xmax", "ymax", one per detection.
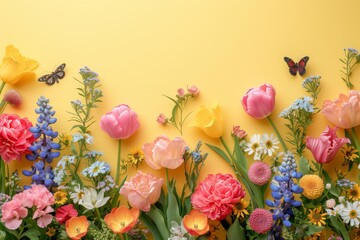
[
  {"xmin": 305, "ymin": 225, "xmax": 323, "ymax": 236},
  {"xmin": 146, "ymin": 206, "xmax": 170, "ymax": 240},
  {"xmin": 166, "ymin": 183, "xmax": 182, "ymax": 228},
  {"xmin": 140, "ymin": 213, "xmax": 164, "ymax": 240},
  {"xmin": 0, "ymin": 230, "xmax": 5, "ymax": 240},
  {"xmin": 20, "ymin": 228, "xmax": 41, "ymax": 240},
  {"xmin": 233, "ymin": 136, "xmax": 246, "ymax": 171},
  {"xmin": 255, "ymin": 234, "xmax": 268, "ymax": 240},
  {"xmin": 227, "ymin": 219, "xmax": 245, "ymax": 240},
  {"xmin": 329, "ymin": 216, "xmax": 350, "ymax": 240},
  {"xmin": 299, "ymin": 156, "xmax": 311, "ymax": 175},
  {"xmin": 205, "ymin": 143, "xmax": 231, "ymax": 164}
]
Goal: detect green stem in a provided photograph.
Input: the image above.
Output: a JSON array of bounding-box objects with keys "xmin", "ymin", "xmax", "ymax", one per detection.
[
  {"xmin": 122, "ymin": 233, "xmax": 129, "ymax": 240},
  {"xmin": 267, "ymin": 116, "xmax": 288, "ymax": 152},
  {"xmin": 95, "ymin": 207, "xmax": 102, "ymax": 224},
  {"xmin": 349, "ymin": 128, "xmax": 360, "ymax": 151},
  {"xmin": 116, "ymin": 139, "xmax": 122, "ymax": 186},
  {"xmin": 219, "ymin": 136, "xmax": 235, "ymax": 162},
  {"xmin": 0, "ymin": 157, "xmax": 4, "ymax": 194},
  {"xmin": 0, "ymin": 81, "xmax": 5, "ymax": 95}
]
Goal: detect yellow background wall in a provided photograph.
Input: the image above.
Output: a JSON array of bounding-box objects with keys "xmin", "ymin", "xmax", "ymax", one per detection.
[{"xmin": 1, "ymin": 1, "xmax": 360, "ymax": 184}]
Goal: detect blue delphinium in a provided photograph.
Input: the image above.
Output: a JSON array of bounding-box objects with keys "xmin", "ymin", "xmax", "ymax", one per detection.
[
  {"xmin": 23, "ymin": 96, "xmax": 60, "ymax": 189},
  {"xmin": 265, "ymin": 151, "xmax": 303, "ymax": 239}
]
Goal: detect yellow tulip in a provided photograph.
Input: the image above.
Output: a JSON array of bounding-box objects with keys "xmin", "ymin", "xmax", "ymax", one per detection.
[
  {"xmin": 190, "ymin": 102, "xmax": 224, "ymax": 138},
  {"xmin": 0, "ymin": 45, "xmax": 38, "ymax": 85}
]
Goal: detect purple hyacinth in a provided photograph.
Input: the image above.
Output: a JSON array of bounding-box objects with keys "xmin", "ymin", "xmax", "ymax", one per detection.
[
  {"xmin": 265, "ymin": 151, "xmax": 303, "ymax": 238},
  {"xmin": 23, "ymin": 96, "xmax": 60, "ymax": 189}
]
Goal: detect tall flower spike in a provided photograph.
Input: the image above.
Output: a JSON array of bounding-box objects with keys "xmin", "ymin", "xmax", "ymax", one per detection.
[
  {"xmin": 265, "ymin": 151, "xmax": 303, "ymax": 238},
  {"xmin": 23, "ymin": 96, "xmax": 60, "ymax": 189}
]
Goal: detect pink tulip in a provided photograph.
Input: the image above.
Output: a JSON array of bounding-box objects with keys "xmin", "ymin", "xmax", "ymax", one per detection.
[
  {"xmin": 142, "ymin": 135, "xmax": 187, "ymax": 170},
  {"xmin": 177, "ymin": 88, "xmax": 186, "ymax": 98},
  {"xmin": 187, "ymin": 85, "xmax": 200, "ymax": 96},
  {"xmin": 322, "ymin": 90, "xmax": 360, "ymax": 129},
  {"xmin": 100, "ymin": 104, "xmax": 140, "ymax": 139},
  {"xmin": 120, "ymin": 171, "xmax": 164, "ymax": 212},
  {"xmin": 306, "ymin": 126, "xmax": 350, "ymax": 164},
  {"xmin": 241, "ymin": 84, "xmax": 276, "ymax": 119}
]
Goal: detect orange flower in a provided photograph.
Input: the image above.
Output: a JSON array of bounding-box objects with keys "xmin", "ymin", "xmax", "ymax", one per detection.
[
  {"xmin": 182, "ymin": 209, "xmax": 210, "ymax": 236},
  {"xmin": 65, "ymin": 216, "xmax": 89, "ymax": 240},
  {"xmin": 104, "ymin": 206, "xmax": 140, "ymax": 234}
]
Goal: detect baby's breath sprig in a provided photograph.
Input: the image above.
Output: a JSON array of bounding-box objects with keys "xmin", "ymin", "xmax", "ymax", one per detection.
[
  {"xmin": 340, "ymin": 48, "xmax": 360, "ymax": 89},
  {"xmin": 280, "ymin": 76, "xmax": 321, "ymax": 156},
  {"xmin": 157, "ymin": 86, "xmax": 199, "ymax": 135}
]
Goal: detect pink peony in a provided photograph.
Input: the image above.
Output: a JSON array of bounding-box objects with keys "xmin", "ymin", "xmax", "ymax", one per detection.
[
  {"xmin": 120, "ymin": 171, "xmax": 164, "ymax": 212},
  {"xmin": 249, "ymin": 208, "xmax": 273, "ymax": 234},
  {"xmin": 142, "ymin": 135, "xmax": 187, "ymax": 170},
  {"xmin": 191, "ymin": 173, "xmax": 245, "ymax": 220},
  {"xmin": 248, "ymin": 162, "xmax": 271, "ymax": 186},
  {"xmin": 241, "ymin": 83, "xmax": 276, "ymax": 119},
  {"xmin": 306, "ymin": 126, "xmax": 350, "ymax": 164},
  {"xmin": 322, "ymin": 90, "xmax": 360, "ymax": 129},
  {"xmin": 0, "ymin": 114, "xmax": 34, "ymax": 163},
  {"xmin": 187, "ymin": 85, "xmax": 200, "ymax": 96},
  {"xmin": 55, "ymin": 204, "xmax": 78, "ymax": 225},
  {"xmin": 100, "ymin": 104, "xmax": 140, "ymax": 139},
  {"xmin": 0, "ymin": 199, "xmax": 28, "ymax": 230}
]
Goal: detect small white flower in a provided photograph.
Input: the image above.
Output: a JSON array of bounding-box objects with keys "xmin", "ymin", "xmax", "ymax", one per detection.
[
  {"xmin": 340, "ymin": 201, "xmax": 360, "ymax": 227},
  {"xmin": 261, "ymin": 133, "xmax": 279, "ymax": 157},
  {"xmin": 339, "ymin": 196, "xmax": 345, "ymax": 204},
  {"xmin": 326, "ymin": 183, "xmax": 331, "ymax": 189},
  {"xmin": 81, "ymin": 188, "xmax": 110, "ymax": 210},
  {"xmin": 244, "ymin": 134, "xmax": 263, "ymax": 158},
  {"xmin": 70, "ymin": 185, "xmax": 85, "ymax": 204}
]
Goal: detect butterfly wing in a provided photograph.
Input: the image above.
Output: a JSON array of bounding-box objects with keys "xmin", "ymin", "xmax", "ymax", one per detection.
[
  {"xmin": 54, "ymin": 63, "xmax": 66, "ymax": 79},
  {"xmin": 284, "ymin": 57, "xmax": 298, "ymax": 76},
  {"xmin": 297, "ymin": 56, "xmax": 309, "ymax": 76},
  {"xmin": 38, "ymin": 74, "xmax": 54, "ymax": 85}
]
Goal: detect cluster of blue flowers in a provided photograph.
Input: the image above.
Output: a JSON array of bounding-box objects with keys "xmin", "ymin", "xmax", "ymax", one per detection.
[
  {"xmin": 23, "ymin": 96, "xmax": 60, "ymax": 189},
  {"xmin": 265, "ymin": 151, "xmax": 303, "ymax": 238}
]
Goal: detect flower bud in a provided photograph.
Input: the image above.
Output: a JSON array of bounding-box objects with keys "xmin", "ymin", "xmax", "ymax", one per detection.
[
  {"xmin": 326, "ymin": 199, "xmax": 336, "ymax": 208},
  {"xmin": 326, "ymin": 183, "xmax": 331, "ymax": 189},
  {"xmin": 4, "ymin": 90, "xmax": 22, "ymax": 107},
  {"xmin": 156, "ymin": 113, "xmax": 167, "ymax": 124},
  {"xmin": 338, "ymin": 196, "xmax": 345, "ymax": 203}
]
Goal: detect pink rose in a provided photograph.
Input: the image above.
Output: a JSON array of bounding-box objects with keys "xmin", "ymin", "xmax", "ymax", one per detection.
[
  {"xmin": 322, "ymin": 90, "xmax": 360, "ymax": 129},
  {"xmin": 156, "ymin": 113, "xmax": 167, "ymax": 125},
  {"xmin": 187, "ymin": 85, "xmax": 200, "ymax": 96},
  {"xmin": 177, "ymin": 88, "xmax": 186, "ymax": 98},
  {"xmin": 120, "ymin": 171, "xmax": 164, "ymax": 212},
  {"xmin": 241, "ymin": 84, "xmax": 276, "ymax": 119},
  {"xmin": 55, "ymin": 204, "xmax": 78, "ymax": 225},
  {"xmin": 306, "ymin": 126, "xmax": 350, "ymax": 164},
  {"xmin": 191, "ymin": 173, "xmax": 245, "ymax": 220},
  {"xmin": 142, "ymin": 135, "xmax": 187, "ymax": 170},
  {"xmin": 0, "ymin": 199, "xmax": 28, "ymax": 230},
  {"xmin": 0, "ymin": 114, "xmax": 34, "ymax": 163},
  {"xmin": 100, "ymin": 104, "xmax": 140, "ymax": 139}
]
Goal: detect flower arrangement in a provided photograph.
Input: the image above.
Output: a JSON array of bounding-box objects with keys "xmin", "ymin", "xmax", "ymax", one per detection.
[{"xmin": 0, "ymin": 45, "xmax": 359, "ymax": 240}]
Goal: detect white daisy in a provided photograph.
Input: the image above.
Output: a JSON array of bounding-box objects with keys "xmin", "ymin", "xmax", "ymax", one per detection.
[
  {"xmin": 340, "ymin": 201, "xmax": 360, "ymax": 227},
  {"xmin": 244, "ymin": 134, "xmax": 263, "ymax": 159},
  {"xmin": 261, "ymin": 133, "xmax": 279, "ymax": 157},
  {"xmin": 70, "ymin": 184, "xmax": 85, "ymax": 204}
]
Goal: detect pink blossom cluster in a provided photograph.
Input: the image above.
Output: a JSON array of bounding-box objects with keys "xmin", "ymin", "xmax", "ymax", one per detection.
[{"xmin": 1, "ymin": 184, "xmax": 54, "ymax": 230}]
